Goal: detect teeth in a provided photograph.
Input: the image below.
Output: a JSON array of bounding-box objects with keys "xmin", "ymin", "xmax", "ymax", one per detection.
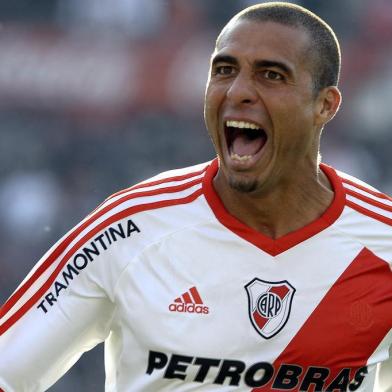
[
  {"xmin": 230, "ymin": 152, "xmax": 253, "ymax": 161},
  {"xmin": 226, "ymin": 120, "xmax": 260, "ymax": 130}
]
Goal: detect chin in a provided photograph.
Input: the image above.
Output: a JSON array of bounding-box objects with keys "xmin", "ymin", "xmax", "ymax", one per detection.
[{"xmin": 228, "ymin": 176, "xmax": 259, "ymax": 193}]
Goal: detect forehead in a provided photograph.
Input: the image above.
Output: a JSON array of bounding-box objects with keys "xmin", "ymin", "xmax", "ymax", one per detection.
[{"xmin": 216, "ymin": 20, "xmax": 311, "ymax": 69}]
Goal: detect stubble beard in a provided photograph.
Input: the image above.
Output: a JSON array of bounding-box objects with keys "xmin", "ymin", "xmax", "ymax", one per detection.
[{"xmin": 228, "ymin": 175, "xmax": 259, "ymax": 193}]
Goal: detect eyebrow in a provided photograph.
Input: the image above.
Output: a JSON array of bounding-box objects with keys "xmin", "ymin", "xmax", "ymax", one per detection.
[
  {"xmin": 254, "ymin": 60, "xmax": 292, "ymax": 75},
  {"xmin": 211, "ymin": 54, "xmax": 238, "ymax": 67},
  {"xmin": 211, "ymin": 54, "xmax": 293, "ymax": 75}
]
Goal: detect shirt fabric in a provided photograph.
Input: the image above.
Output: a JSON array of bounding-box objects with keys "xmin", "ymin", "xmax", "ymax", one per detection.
[{"xmin": 0, "ymin": 158, "xmax": 391, "ymax": 391}]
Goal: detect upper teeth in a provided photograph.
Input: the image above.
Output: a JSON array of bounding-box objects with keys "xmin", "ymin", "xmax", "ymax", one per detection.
[{"xmin": 226, "ymin": 120, "xmax": 261, "ymax": 130}]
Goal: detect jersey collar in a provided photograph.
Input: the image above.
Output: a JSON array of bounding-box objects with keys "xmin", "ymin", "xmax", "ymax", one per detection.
[{"xmin": 202, "ymin": 158, "xmax": 346, "ymax": 256}]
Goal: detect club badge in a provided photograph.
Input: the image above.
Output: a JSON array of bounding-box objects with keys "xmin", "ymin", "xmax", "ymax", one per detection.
[{"xmin": 245, "ymin": 278, "xmax": 296, "ymax": 339}]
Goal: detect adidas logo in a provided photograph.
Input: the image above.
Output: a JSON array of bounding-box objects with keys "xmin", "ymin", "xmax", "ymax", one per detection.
[{"xmin": 169, "ymin": 286, "xmax": 209, "ymax": 314}]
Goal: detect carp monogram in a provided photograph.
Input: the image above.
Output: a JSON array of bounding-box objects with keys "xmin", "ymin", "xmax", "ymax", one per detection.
[{"xmin": 245, "ymin": 278, "xmax": 296, "ymax": 339}]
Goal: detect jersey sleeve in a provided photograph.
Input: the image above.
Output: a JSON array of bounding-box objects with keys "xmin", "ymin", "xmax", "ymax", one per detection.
[
  {"xmin": 0, "ymin": 202, "xmax": 143, "ymax": 391},
  {"xmin": 0, "ymin": 162, "xmax": 207, "ymax": 392},
  {"xmin": 0, "ymin": 285, "xmax": 114, "ymax": 392}
]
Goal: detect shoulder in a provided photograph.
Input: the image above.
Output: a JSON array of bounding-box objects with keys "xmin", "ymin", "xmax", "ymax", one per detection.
[
  {"xmin": 109, "ymin": 161, "xmax": 211, "ymax": 200},
  {"xmin": 321, "ymin": 163, "xmax": 391, "ymax": 228},
  {"xmin": 330, "ymin": 166, "xmax": 392, "ymax": 262},
  {"xmin": 87, "ymin": 161, "xmax": 214, "ymax": 239},
  {"xmin": 101, "ymin": 161, "xmax": 212, "ymax": 212},
  {"xmin": 337, "ymin": 169, "xmax": 391, "ymax": 200},
  {"xmin": 335, "ymin": 168, "xmax": 392, "ymax": 226}
]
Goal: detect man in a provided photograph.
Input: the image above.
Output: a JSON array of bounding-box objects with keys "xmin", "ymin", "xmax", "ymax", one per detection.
[{"xmin": 0, "ymin": 2, "xmax": 391, "ymax": 391}]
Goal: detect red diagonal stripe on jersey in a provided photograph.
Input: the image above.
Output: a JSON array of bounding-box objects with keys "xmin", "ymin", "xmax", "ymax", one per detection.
[
  {"xmin": 342, "ymin": 177, "xmax": 392, "ymax": 201},
  {"xmin": 346, "ymin": 188, "xmax": 392, "ymax": 213},
  {"xmin": 182, "ymin": 292, "xmax": 192, "ymax": 304},
  {"xmin": 174, "ymin": 297, "xmax": 182, "ymax": 303},
  {"xmin": 252, "ymin": 247, "xmax": 392, "ymax": 391},
  {"xmin": 346, "ymin": 200, "xmax": 392, "ymax": 227},
  {"xmin": 0, "ymin": 175, "xmax": 204, "ymax": 319},
  {"xmin": 0, "ymin": 188, "xmax": 204, "ymax": 335},
  {"xmin": 189, "ymin": 287, "xmax": 203, "ymax": 304}
]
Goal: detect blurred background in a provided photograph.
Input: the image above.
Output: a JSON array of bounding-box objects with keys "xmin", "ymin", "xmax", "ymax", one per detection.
[{"xmin": 0, "ymin": 0, "xmax": 391, "ymax": 390}]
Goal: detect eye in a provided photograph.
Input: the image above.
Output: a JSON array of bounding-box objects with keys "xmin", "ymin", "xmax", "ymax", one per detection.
[
  {"xmin": 263, "ymin": 70, "xmax": 283, "ymax": 81},
  {"xmin": 214, "ymin": 65, "xmax": 235, "ymax": 76}
]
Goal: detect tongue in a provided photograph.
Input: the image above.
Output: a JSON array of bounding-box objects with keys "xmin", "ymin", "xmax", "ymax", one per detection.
[{"xmin": 232, "ymin": 134, "xmax": 265, "ymax": 157}]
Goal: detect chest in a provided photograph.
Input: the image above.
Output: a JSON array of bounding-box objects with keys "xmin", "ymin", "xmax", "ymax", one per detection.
[{"xmin": 113, "ymin": 228, "xmax": 392, "ymax": 390}]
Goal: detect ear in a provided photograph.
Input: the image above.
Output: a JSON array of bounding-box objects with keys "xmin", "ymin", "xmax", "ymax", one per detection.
[{"xmin": 314, "ymin": 86, "xmax": 342, "ymax": 127}]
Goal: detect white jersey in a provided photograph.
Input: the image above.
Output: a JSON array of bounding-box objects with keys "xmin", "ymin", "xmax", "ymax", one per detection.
[{"xmin": 0, "ymin": 159, "xmax": 391, "ymax": 392}]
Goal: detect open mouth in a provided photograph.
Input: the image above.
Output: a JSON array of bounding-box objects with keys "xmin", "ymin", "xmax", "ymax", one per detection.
[{"xmin": 224, "ymin": 120, "xmax": 267, "ymax": 162}]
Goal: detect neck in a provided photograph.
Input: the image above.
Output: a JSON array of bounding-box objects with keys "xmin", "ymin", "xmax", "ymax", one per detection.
[{"xmin": 213, "ymin": 165, "xmax": 334, "ymax": 239}]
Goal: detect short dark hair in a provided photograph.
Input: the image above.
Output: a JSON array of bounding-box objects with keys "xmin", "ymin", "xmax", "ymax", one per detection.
[{"xmin": 218, "ymin": 2, "xmax": 341, "ymax": 93}]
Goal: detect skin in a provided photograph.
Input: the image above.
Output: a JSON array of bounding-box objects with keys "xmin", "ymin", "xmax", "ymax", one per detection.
[{"xmin": 204, "ymin": 19, "xmax": 341, "ymax": 239}]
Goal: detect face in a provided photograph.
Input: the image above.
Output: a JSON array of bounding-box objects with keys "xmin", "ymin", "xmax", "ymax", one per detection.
[{"xmin": 204, "ymin": 19, "xmax": 326, "ymax": 195}]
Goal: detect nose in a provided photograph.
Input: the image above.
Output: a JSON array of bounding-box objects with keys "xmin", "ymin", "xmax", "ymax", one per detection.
[{"xmin": 226, "ymin": 72, "xmax": 258, "ymax": 105}]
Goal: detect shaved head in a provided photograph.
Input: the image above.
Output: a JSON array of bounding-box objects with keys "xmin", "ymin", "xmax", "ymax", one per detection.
[{"xmin": 217, "ymin": 2, "xmax": 341, "ymax": 94}]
